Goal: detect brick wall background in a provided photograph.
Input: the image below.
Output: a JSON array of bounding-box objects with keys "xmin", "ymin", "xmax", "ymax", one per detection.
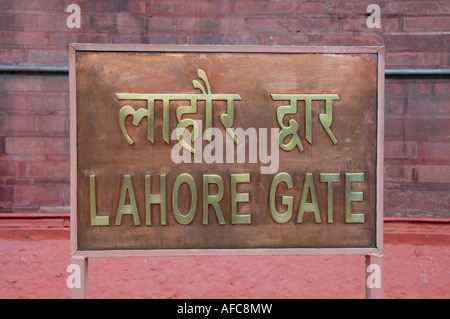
[{"xmin": 0, "ymin": 0, "xmax": 449, "ymax": 299}]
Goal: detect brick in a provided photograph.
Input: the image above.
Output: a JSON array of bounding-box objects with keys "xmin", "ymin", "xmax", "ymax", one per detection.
[
  {"xmin": 384, "ymin": 117, "xmax": 449, "ymax": 141},
  {"xmin": 305, "ymin": 31, "xmax": 357, "ymax": 46},
  {"xmin": 5, "ymin": 137, "xmax": 69, "ymax": 155},
  {"xmin": 0, "ymin": 161, "xmax": 25, "ymax": 177},
  {"xmin": 385, "ymin": 164, "xmax": 410, "ymax": 182},
  {"xmin": 415, "ymin": 165, "xmax": 450, "ymax": 183},
  {"xmin": 149, "ymin": 1, "xmax": 180, "ymax": 16},
  {"xmin": 25, "ymin": 161, "xmax": 69, "ymax": 178},
  {"xmin": 0, "ymin": 186, "xmax": 13, "ymax": 209},
  {"xmin": 138, "ymin": 31, "xmax": 189, "ymax": 44},
  {"xmin": 325, "ymin": 0, "xmax": 378, "ymax": 16},
  {"xmin": 0, "ymin": 136, "xmax": 5, "ymax": 155},
  {"xmin": 234, "ymin": 1, "xmax": 323, "ymax": 16},
  {"xmin": 384, "ymin": 35, "xmax": 448, "ymax": 51},
  {"xmin": 383, "ymin": 1, "xmax": 450, "ymax": 15},
  {"xmin": 116, "ymin": 13, "xmax": 145, "ymax": 34},
  {"xmin": 423, "ymin": 142, "xmax": 450, "ymax": 162},
  {"xmin": 151, "ymin": 1, "xmax": 231, "ymax": 17},
  {"xmin": 247, "ymin": 18, "xmax": 290, "ymax": 32},
  {"xmin": 385, "ymin": 52, "xmax": 426, "ymax": 67},
  {"xmin": 0, "ymin": 49, "xmax": 25, "ymax": 63},
  {"xmin": 95, "ymin": 0, "xmax": 124, "ymax": 12},
  {"xmin": 405, "ymin": 97, "xmax": 450, "ymax": 115},
  {"xmin": 385, "ymin": 189, "xmax": 450, "ymax": 212},
  {"xmin": 0, "ymin": 115, "xmax": 35, "ymax": 135},
  {"xmin": 27, "ymin": 49, "xmax": 68, "ymax": 65},
  {"xmin": 50, "ymin": 32, "xmax": 108, "ymax": 49},
  {"xmin": 72, "ymin": 0, "xmax": 96, "ymax": 12},
  {"xmin": 351, "ymin": 35, "xmax": 383, "ymax": 46},
  {"xmin": 96, "ymin": 0, "xmax": 148, "ymax": 13},
  {"xmin": 404, "ymin": 16, "xmax": 450, "ymax": 32},
  {"xmin": 45, "ymin": 154, "xmax": 70, "ymax": 161},
  {"xmin": 0, "ymin": 93, "xmax": 69, "ymax": 116},
  {"xmin": 381, "ymin": 17, "xmax": 401, "ymax": 33},
  {"xmin": 142, "ymin": 17, "xmax": 174, "ymax": 31},
  {"xmin": 258, "ymin": 33, "xmax": 309, "ymax": 46},
  {"xmin": 0, "ymin": 31, "xmax": 14, "ymax": 44},
  {"xmin": 433, "ymin": 81, "xmax": 449, "ymax": 96},
  {"xmin": 36, "ymin": 115, "xmax": 69, "ymax": 134},
  {"xmin": 0, "ymin": 161, "xmax": 15, "ymax": 177},
  {"xmin": 425, "ymin": 52, "xmax": 450, "ymax": 68},
  {"xmin": 385, "ymin": 96, "xmax": 406, "ymax": 114},
  {"xmin": 11, "ymin": 0, "xmax": 66, "ymax": 11},
  {"xmin": 0, "ymin": 114, "xmax": 35, "ymax": 130},
  {"xmin": 90, "ymin": 13, "xmax": 118, "ymax": 32},
  {"xmin": 13, "ymin": 185, "xmax": 65, "ymax": 207},
  {"xmin": 123, "ymin": 0, "xmax": 150, "ymax": 14},
  {"xmin": 112, "ymin": 34, "xmax": 145, "ymax": 44},
  {"xmin": 0, "ymin": 0, "xmax": 14, "ymax": 10},
  {"xmin": 184, "ymin": 30, "xmax": 259, "ymax": 45},
  {"xmin": 0, "ymin": 13, "xmax": 35, "ymax": 29},
  {"xmin": 62, "ymin": 184, "xmax": 70, "ymax": 206},
  {"xmin": 405, "ymin": 118, "xmax": 450, "ymax": 140},
  {"xmin": 36, "ymin": 13, "xmax": 67, "ymax": 30},
  {"xmin": 385, "ymin": 164, "xmax": 450, "ymax": 183},
  {"xmin": 386, "ymin": 95, "xmax": 450, "ymax": 115},
  {"xmin": 147, "ymin": 17, "xmax": 176, "ymax": 31},
  {"xmin": 288, "ymin": 17, "xmax": 339, "ymax": 33},
  {"xmin": 0, "ymin": 31, "xmax": 51, "ymax": 46},
  {"xmin": 178, "ymin": 18, "xmax": 245, "ymax": 32},
  {"xmin": 385, "ymin": 79, "xmax": 433, "ymax": 96},
  {"xmin": 44, "ymin": 76, "xmax": 69, "ymax": 92},
  {"xmin": 0, "ymin": 74, "xmax": 44, "ymax": 92}
]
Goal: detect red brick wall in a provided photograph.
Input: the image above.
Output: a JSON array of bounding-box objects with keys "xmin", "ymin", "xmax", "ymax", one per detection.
[{"xmin": 1, "ymin": 0, "xmax": 448, "ymax": 218}]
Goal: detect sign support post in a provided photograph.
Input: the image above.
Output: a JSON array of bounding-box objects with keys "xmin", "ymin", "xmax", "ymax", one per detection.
[{"xmin": 68, "ymin": 254, "xmax": 384, "ymax": 299}]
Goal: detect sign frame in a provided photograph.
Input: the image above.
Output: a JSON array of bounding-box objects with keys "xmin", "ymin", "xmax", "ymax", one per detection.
[
  {"xmin": 69, "ymin": 44, "xmax": 384, "ymax": 297},
  {"xmin": 70, "ymin": 44, "xmax": 385, "ymax": 258}
]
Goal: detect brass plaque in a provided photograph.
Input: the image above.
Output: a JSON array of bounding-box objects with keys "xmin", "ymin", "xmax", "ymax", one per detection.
[{"xmin": 71, "ymin": 45, "xmax": 383, "ymax": 253}]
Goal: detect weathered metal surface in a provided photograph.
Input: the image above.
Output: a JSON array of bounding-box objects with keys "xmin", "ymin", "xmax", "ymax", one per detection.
[{"xmin": 72, "ymin": 46, "xmax": 382, "ymax": 252}]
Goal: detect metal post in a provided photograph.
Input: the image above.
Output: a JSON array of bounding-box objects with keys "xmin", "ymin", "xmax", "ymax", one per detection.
[{"xmin": 365, "ymin": 254, "xmax": 384, "ymax": 299}]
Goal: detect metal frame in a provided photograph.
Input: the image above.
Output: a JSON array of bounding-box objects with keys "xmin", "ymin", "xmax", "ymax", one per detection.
[{"xmin": 68, "ymin": 44, "xmax": 385, "ymax": 298}]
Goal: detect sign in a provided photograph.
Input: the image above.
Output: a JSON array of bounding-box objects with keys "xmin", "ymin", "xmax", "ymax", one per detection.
[{"xmin": 70, "ymin": 45, "xmax": 384, "ymax": 256}]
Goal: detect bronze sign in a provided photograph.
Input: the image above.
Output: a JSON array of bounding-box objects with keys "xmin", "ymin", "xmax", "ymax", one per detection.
[{"xmin": 70, "ymin": 45, "xmax": 384, "ymax": 255}]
